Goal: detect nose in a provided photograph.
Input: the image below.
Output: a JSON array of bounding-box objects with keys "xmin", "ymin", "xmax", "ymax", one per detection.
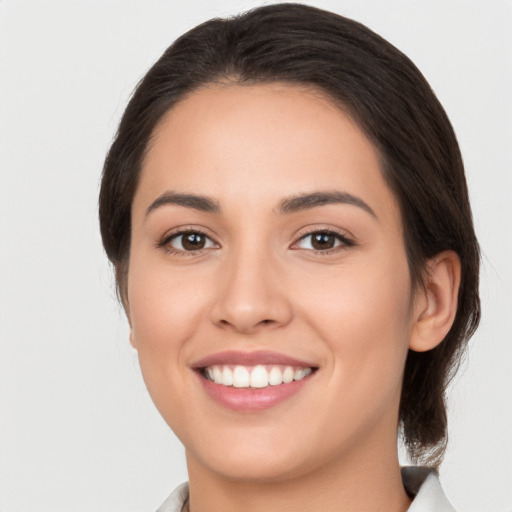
[{"xmin": 209, "ymin": 248, "xmax": 293, "ymax": 334}]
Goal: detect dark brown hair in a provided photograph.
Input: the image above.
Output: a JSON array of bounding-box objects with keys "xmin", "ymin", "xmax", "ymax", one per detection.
[{"xmin": 99, "ymin": 3, "xmax": 480, "ymax": 467}]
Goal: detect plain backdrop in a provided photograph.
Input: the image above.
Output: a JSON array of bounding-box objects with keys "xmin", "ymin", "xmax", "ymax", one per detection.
[{"xmin": 0, "ymin": 1, "xmax": 511, "ymax": 511}]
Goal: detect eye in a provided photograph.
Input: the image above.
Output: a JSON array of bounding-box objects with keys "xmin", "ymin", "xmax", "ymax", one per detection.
[
  {"xmin": 294, "ymin": 230, "xmax": 354, "ymax": 252},
  {"xmin": 162, "ymin": 230, "xmax": 217, "ymax": 253}
]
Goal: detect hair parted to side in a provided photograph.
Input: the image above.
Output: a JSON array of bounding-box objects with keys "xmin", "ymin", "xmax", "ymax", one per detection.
[{"xmin": 99, "ymin": 3, "xmax": 480, "ymax": 467}]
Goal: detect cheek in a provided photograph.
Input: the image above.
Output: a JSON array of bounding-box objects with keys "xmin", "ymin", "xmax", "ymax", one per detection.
[
  {"xmin": 127, "ymin": 257, "xmax": 211, "ymax": 425},
  {"xmin": 303, "ymin": 254, "xmax": 412, "ymax": 327},
  {"xmin": 128, "ymin": 249, "xmax": 208, "ymax": 346},
  {"xmin": 126, "ymin": 250, "xmax": 209, "ymax": 392},
  {"xmin": 298, "ymin": 256, "xmax": 413, "ymax": 396}
]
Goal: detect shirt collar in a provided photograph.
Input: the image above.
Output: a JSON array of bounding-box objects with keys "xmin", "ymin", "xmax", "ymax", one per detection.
[{"xmin": 402, "ymin": 466, "xmax": 456, "ymax": 512}]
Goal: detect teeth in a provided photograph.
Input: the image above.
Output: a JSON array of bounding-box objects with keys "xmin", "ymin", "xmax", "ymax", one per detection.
[
  {"xmin": 250, "ymin": 365, "xmax": 269, "ymax": 388},
  {"xmin": 212, "ymin": 366, "xmax": 223, "ymax": 384},
  {"xmin": 232, "ymin": 366, "xmax": 250, "ymax": 388},
  {"xmin": 204, "ymin": 364, "xmax": 313, "ymax": 388},
  {"xmin": 283, "ymin": 366, "xmax": 294, "ymax": 383},
  {"xmin": 268, "ymin": 366, "xmax": 283, "ymax": 386},
  {"xmin": 294, "ymin": 368, "xmax": 312, "ymax": 380},
  {"xmin": 222, "ymin": 366, "xmax": 233, "ymax": 386}
]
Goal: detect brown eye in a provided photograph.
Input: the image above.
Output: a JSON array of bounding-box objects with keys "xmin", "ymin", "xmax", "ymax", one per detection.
[
  {"xmin": 294, "ymin": 230, "xmax": 353, "ymax": 252},
  {"xmin": 167, "ymin": 231, "xmax": 216, "ymax": 252},
  {"xmin": 182, "ymin": 233, "xmax": 206, "ymax": 250},
  {"xmin": 311, "ymin": 233, "xmax": 337, "ymax": 250}
]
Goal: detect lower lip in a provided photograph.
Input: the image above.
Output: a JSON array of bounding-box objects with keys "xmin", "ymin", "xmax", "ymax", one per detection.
[{"xmin": 196, "ymin": 372, "xmax": 314, "ymax": 412}]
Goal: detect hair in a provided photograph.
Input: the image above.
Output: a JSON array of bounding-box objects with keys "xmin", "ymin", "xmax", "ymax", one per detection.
[{"xmin": 99, "ymin": 2, "xmax": 480, "ymax": 468}]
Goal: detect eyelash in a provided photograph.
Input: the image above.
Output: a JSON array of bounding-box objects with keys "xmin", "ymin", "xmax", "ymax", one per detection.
[
  {"xmin": 157, "ymin": 229, "xmax": 218, "ymax": 256},
  {"xmin": 157, "ymin": 228, "xmax": 355, "ymax": 256},
  {"xmin": 293, "ymin": 228, "xmax": 355, "ymax": 254}
]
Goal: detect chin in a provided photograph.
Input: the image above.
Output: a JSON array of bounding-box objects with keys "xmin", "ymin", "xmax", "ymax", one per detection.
[
  {"xmin": 183, "ymin": 423, "xmax": 334, "ymax": 484},
  {"xmin": 193, "ymin": 448, "xmax": 314, "ymax": 483}
]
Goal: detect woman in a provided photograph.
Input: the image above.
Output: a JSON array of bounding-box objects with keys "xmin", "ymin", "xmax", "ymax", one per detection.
[{"xmin": 99, "ymin": 4, "xmax": 480, "ymax": 511}]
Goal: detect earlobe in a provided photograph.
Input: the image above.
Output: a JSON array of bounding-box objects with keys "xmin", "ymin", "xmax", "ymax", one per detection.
[
  {"xmin": 409, "ymin": 250, "xmax": 461, "ymax": 352},
  {"xmin": 129, "ymin": 330, "xmax": 138, "ymax": 350}
]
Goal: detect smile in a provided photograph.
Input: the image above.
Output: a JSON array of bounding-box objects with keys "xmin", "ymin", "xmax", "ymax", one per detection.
[
  {"xmin": 203, "ymin": 364, "xmax": 313, "ymax": 388},
  {"xmin": 193, "ymin": 350, "xmax": 318, "ymax": 411}
]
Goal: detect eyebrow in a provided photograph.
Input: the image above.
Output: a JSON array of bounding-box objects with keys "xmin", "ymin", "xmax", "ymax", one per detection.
[
  {"xmin": 146, "ymin": 191, "xmax": 221, "ymax": 216},
  {"xmin": 145, "ymin": 190, "xmax": 376, "ymax": 219},
  {"xmin": 278, "ymin": 191, "xmax": 377, "ymax": 218}
]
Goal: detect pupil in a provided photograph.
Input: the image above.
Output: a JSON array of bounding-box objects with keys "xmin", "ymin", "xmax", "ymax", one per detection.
[
  {"xmin": 312, "ymin": 233, "xmax": 335, "ymax": 250},
  {"xmin": 183, "ymin": 233, "xmax": 205, "ymax": 250}
]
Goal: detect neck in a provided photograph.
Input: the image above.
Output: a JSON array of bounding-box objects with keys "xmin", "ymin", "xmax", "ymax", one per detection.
[{"xmin": 185, "ymin": 434, "xmax": 411, "ymax": 512}]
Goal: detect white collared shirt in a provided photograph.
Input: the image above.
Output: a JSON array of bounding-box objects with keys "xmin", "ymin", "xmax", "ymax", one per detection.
[{"xmin": 156, "ymin": 466, "xmax": 456, "ymax": 512}]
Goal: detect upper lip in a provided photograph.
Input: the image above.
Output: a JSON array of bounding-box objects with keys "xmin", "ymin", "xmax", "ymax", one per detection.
[{"xmin": 191, "ymin": 350, "xmax": 317, "ymax": 369}]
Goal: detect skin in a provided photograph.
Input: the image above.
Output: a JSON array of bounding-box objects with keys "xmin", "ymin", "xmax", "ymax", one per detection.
[{"xmin": 128, "ymin": 83, "xmax": 460, "ymax": 512}]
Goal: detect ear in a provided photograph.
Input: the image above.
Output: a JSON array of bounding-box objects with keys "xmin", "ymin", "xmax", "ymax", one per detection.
[
  {"xmin": 129, "ymin": 330, "xmax": 137, "ymax": 350},
  {"xmin": 409, "ymin": 250, "xmax": 461, "ymax": 352},
  {"xmin": 124, "ymin": 295, "xmax": 136, "ymax": 349}
]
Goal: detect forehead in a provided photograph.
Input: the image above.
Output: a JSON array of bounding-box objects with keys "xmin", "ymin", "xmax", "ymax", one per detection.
[{"xmin": 135, "ymin": 83, "xmax": 400, "ymax": 226}]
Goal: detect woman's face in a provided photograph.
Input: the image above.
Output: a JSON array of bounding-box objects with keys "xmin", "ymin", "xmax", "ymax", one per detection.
[{"xmin": 128, "ymin": 83, "xmax": 418, "ymax": 481}]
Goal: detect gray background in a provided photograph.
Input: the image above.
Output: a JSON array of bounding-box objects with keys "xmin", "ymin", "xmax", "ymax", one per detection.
[{"xmin": 1, "ymin": 1, "xmax": 511, "ymax": 511}]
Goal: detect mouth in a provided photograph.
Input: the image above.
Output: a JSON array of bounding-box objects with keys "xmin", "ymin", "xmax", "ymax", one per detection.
[
  {"xmin": 192, "ymin": 350, "xmax": 318, "ymax": 411},
  {"xmin": 201, "ymin": 364, "xmax": 315, "ymax": 388}
]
